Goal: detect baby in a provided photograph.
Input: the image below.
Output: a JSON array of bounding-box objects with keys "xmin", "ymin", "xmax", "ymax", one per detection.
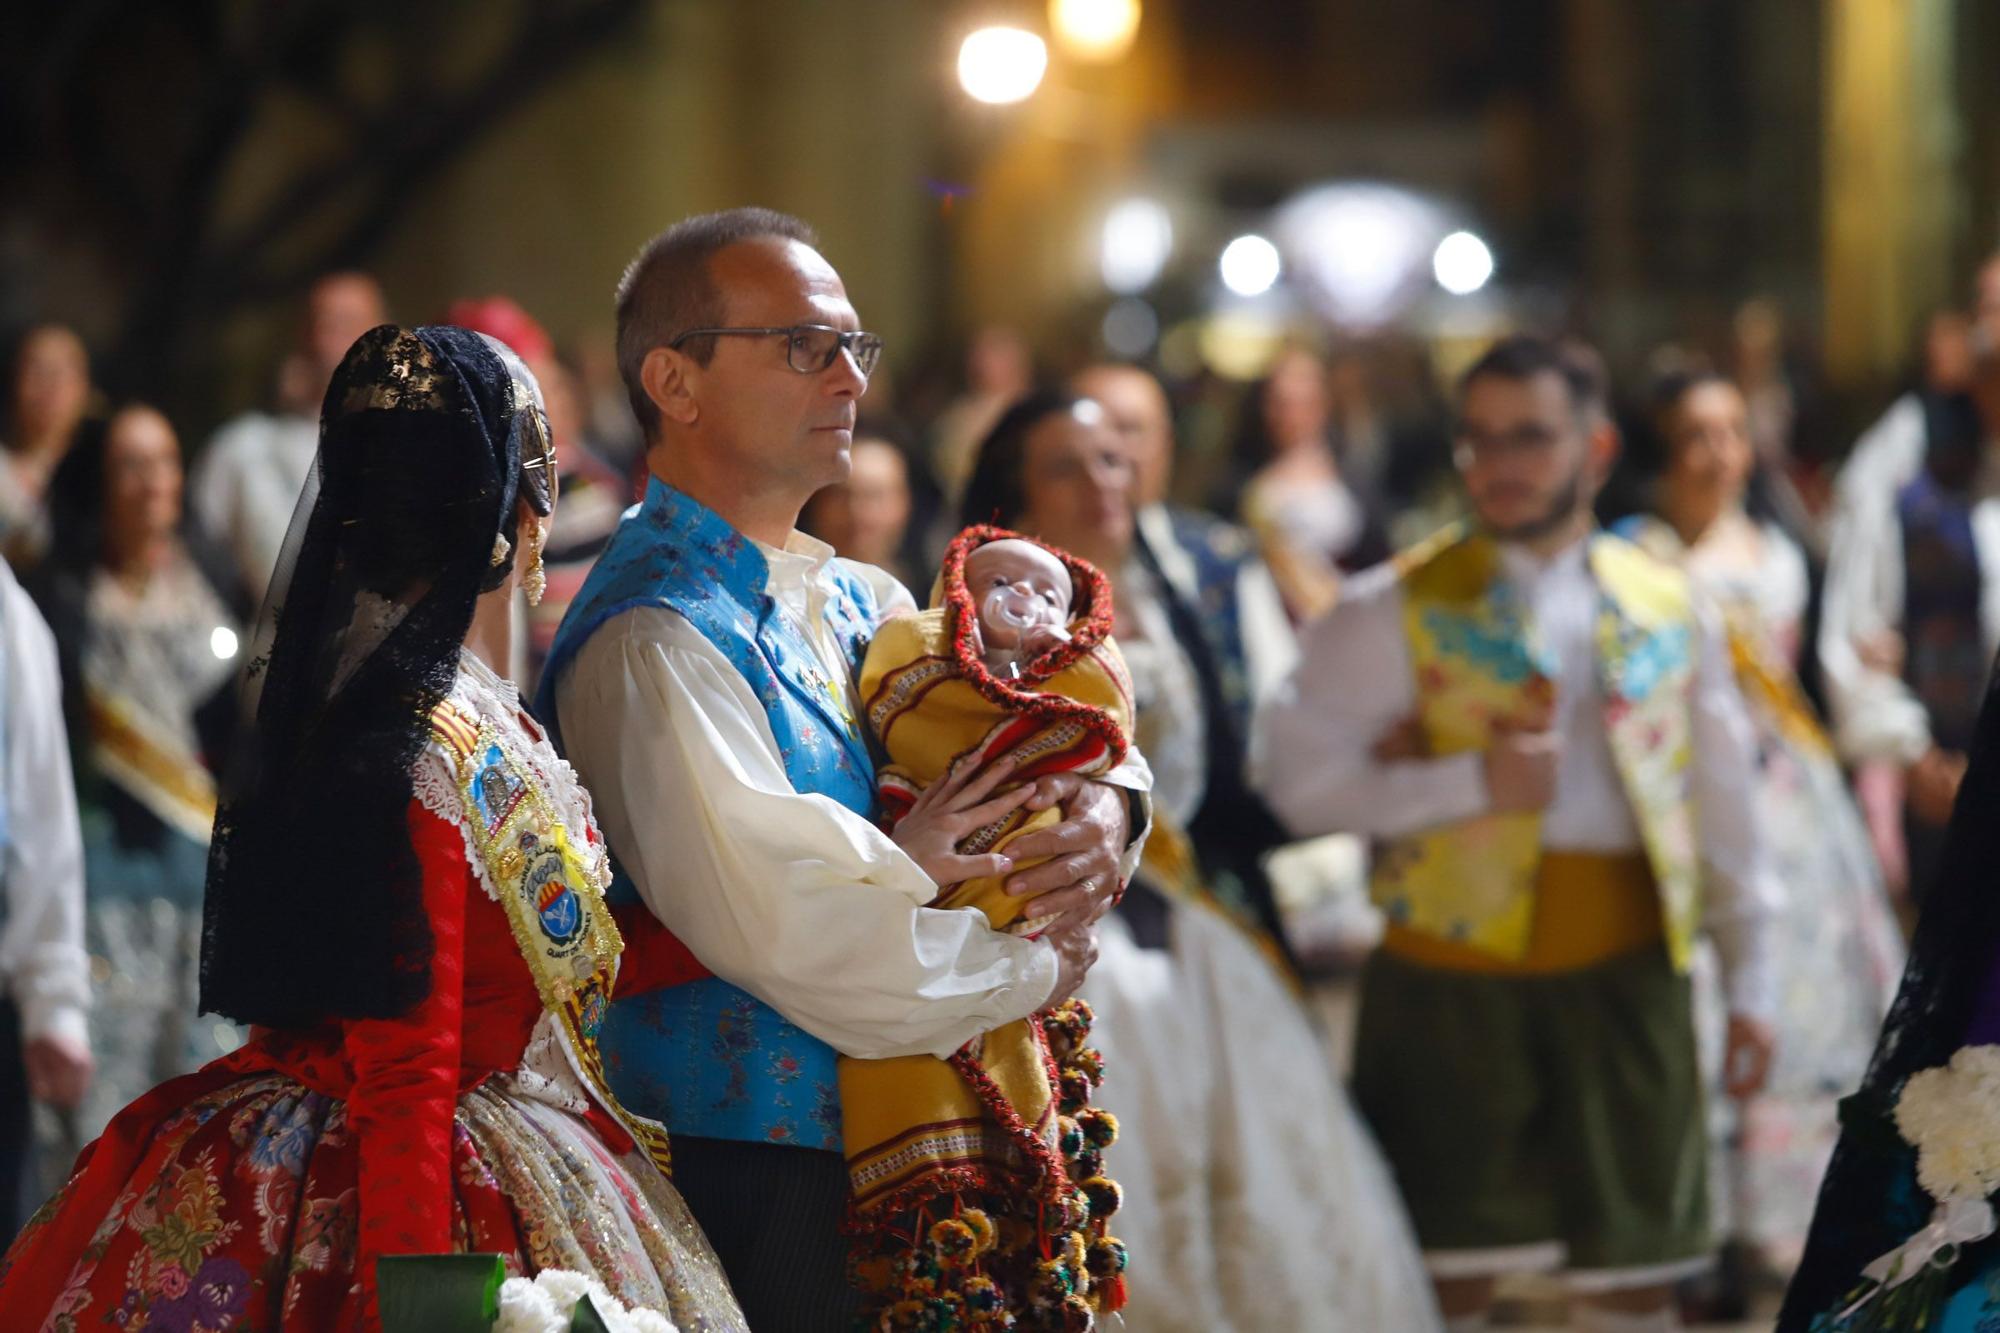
[
  {"xmin": 963, "ymin": 536, "xmax": 1075, "ymax": 679},
  {"xmin": 841, "ymin": 526, "xmax": 1132, "ymax": 1311},
  {"xmin": 861, "ymin": 525, "xmax": 1132, "ymax": 902}
]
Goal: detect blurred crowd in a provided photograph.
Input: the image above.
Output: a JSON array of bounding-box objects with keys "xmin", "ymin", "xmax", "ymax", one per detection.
[{"xmin": 3, "ymin": 247, "xmax": 1997, "ymax": 1323}]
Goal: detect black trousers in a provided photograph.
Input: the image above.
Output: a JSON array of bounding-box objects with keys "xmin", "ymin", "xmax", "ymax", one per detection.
[
  {"xmin": 671, "ymin": 1135, "xmax": 857, "ymax": 1332},
  {"xmin": 0, "ymin": 1001, "xmax": 31, "ymax": 1246}
]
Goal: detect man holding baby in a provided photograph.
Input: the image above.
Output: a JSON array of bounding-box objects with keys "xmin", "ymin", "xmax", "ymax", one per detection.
[{"xmin": 536, "ymin": 207, "xmax": 1148, "ymax": 1331}]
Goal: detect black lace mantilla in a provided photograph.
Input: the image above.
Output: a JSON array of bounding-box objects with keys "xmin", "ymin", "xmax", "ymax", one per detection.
[
  {"xmin": 199, "ymin": 324, "xmax": 549, "ymax": 1028},
  {"xmin": 1780, "ymin": 659, "xmax": 2000, "ymax": 1329}
]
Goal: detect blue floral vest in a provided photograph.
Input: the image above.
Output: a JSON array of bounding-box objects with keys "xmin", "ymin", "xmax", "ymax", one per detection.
[{"xmin": 536, "ymin": 479, "xmax": 879, "ymax": 1151}]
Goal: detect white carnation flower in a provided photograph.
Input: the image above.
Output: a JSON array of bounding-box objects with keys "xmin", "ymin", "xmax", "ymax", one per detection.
[
  {"xmin": 534, "ymin": 1268, "xmax": 599, "ymax": 1309},
  {"xmin": 1896, "ymin": 1045, "xmax": 2000, "ymax": 1202},
  {"xmin": 493, "ymin": 1277, "xmax": 563, "ymax": 1333},
  {"xmin": 1963, "ymin": 1050, "xmax": 2000, "ymax": 1108},
  {"xmin": 488, "ymin": 1267, "xmax": 681, "ymax": 1333}
]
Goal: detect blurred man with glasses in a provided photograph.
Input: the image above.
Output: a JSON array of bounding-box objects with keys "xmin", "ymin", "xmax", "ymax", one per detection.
[
  {"xmin": 1257, "ymin": 334, "xmax": 1779, "ymax": 1333},
  {"xmin": 537, "ymin": 208, "xmax": 1147, "ymax": 1329}
]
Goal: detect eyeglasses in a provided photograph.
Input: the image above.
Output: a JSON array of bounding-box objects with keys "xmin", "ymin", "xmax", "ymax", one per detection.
[
  {"xmin": 1453, "ymin": 424, "xmax": 1566, "ymax": 468},
  {"xmin": 668, "ymin": 324, "xmax": 884, "ymax": 379}
]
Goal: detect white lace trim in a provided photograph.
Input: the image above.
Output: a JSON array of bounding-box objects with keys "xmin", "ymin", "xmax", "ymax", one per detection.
[
  {"xmin": 408, "ymin": 654, "xmax": 635, "ymax": 1130},
  {"xmin": 457, "ymin": 645, "xmax": 522, "ymax": 714},
  {"xmin": 504, "ymin": 993, "xmax": 671, "ymax": 1159},
  {"xmin": 410, "ymin": 747, "xmax": 497, "ymax": 902},
  {"xmin": 459, "ymin": 650, "xmax": 610, "ymax": 878},
  {"xmin": 409, "ymin": 651, "xmax": 612, "ymax": 905},
  {"xmin": 510, "ymin": 1010, "xmax": 597, "ymax": 1118}
]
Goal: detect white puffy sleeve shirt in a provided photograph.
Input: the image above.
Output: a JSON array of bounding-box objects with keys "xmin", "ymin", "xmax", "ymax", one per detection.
[
  {"xmin": 0, "ymin": 560, "xmax": 89, "ymax": 1047},
  {"xmin": 554, "ymin": 533, "xmax": 1150, "ymax": 1062},
  {"xmin": 1253, "ymin": 541, "xmax": 1781, "ymax": 1021}
]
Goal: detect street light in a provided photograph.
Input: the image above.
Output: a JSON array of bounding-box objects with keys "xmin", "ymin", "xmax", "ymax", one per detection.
[
  {"xmin": 1433, "ymin": 230, "xmax": 1495, "ymax": 295},
  {"xmin": 958, "ymin": 27, "xmax": 1049, "ymax": 105},
  {"xmin": 1050, "ymin": 0, "xmax": 1141, "ymax": 62},
  {"xmin": 1219, "ymin": 234, "xmax": 1281, "ymax": 297}
]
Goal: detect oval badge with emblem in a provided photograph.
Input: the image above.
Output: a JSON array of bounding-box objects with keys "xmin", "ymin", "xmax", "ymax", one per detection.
[{"xmin": 532, "ymin": 852, "xmax": 582, "ymax": 942}]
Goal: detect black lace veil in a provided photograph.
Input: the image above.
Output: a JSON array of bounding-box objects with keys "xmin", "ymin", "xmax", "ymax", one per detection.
[
  {"xmin": 198, "ymin": 324, "xmax": 552, "ymax": 1029},
  {"xmin": 1780, "ymin": 655, "xmax": 2000, "ymax": 1327}
]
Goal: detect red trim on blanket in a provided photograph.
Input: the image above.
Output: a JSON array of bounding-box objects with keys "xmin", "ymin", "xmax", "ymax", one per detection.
[{"xmin": 938, "ymin": 525, "xmax": 1130, "ymax": 772}]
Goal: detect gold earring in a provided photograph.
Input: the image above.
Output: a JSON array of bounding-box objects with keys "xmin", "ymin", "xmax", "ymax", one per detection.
[
  {"xmin": 490, "ymin": 533, "xmax": 512, "ymax": 567},
  {"xmin": 523, "ymin": 523, "xmax": 547, "ymax": 606}
]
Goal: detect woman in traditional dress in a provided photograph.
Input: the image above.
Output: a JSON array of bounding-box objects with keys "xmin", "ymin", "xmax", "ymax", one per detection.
[
  {"xmin": 0, "ymin": 325, "xmax": 746, "ymax": 1330},
  {"xmin": 1235, "ymin": 347, "xmax": 1389, "ymax": 622},
  {"xmin": 962, "ymin": 390, "xmax": 1439, "ymax": 1333},
  {"xmin": 1619, "ymin": 369, "xmax": 1904, "ymax": 1279},
  {"xmin": 32, "ymin": 404, "xmax": 243, "ymax": 1160}
]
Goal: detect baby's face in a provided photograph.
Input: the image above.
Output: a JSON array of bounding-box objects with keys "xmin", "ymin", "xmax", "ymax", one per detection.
[{"xmin": 966, "ymin": 539, "xmax": 1074, "ymax": 651}]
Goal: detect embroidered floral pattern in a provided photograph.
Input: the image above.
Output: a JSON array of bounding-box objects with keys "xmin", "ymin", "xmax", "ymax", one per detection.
[
  {"xmin": 1415, "ymin": 603, "xmax": 1548, "ymax": 685},
  {"xmin": 543, "ymin": 481, "xmax": 866, "ymax": 1152},
  {"xmin": 0, "ymin": 643, "xmax": 748, "ymax": 1331},
  {"xmin": 1374, "ymin": 531, "xmax": 1702, "ymax": 964},
  {"xmin": 3, "ymin": 1074, "xmax": 739, "ymax": 1331}
]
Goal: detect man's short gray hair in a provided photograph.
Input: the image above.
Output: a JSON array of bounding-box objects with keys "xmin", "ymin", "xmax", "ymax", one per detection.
[{"xmin": 614, "ymin": 207, "xmax": 819, "ymax": 439}]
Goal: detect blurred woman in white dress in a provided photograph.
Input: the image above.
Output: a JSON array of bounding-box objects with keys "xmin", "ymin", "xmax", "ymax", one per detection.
[
  {"xmin": 963, "ymin": 389, "xmax": 1439, "ymax": 1333},
  {"xmin": 1620, "ymin": 369, "xmax": 1904, "ymax": 1278}
]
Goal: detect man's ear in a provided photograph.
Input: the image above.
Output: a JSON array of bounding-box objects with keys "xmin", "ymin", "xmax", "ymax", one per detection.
[
  {"xmin": 643, "ymin": 346, "xmax": 699, "ymax": 427},
  {"xmin": 1587, "ymin": 415, "xmax": 1622, "ymax": 485}
]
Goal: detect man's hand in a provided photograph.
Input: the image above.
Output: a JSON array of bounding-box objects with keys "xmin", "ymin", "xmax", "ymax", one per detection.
[
  {"xmin": 1907, "ymin": 745, "xmax": 1968, "ymax": 828},
  {"xmin": 1043, "ymin": 923, "xmax": 1102, "ymax": 1007},
  {"xmin": 24, "ymin": 1031, "xmax": 92, "ymax": 1110},
  {"xmin": 1003, "ymin": 773, "xmax": 1131, "ymax": 936},
  {"xmin": 1483, "ymin": 720, "xmax": 1560, "ymax": 814},
  {"xmin": 892, "ymin": 753, "xmax": 1034, "ymax": 888},
  {"xmin": 1371, "ymin": 714, "xmax": 1430, "ymax": 762},
  {"xmin": 1855, "ymin": 628, "xmax": 1907, "ymax": 677},
  {"xmin": 1723, "ymin": 1013, "xmax": 1776, "ymax": 1100}
]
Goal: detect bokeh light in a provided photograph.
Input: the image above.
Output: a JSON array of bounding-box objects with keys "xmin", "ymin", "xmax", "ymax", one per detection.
[
  {"xmin": 1219, "ymin": 234, "xmax": 1282, "ymax": 297},
  {"xmin": 958, "ymin": 28, "xmax": 1049, "ymax": 105},
  {"xmin": 1101, "ymin": 297, "xmax": 1161, "ymax": 357},
  {"xmin": 1049, "ymin": 0, "xmax": 1142, "ymax": 62},
  {"xmin": 1101, "ymin": 197, "xmax": 1174, "ymax": 293},
  {"xmin": 1433, "ymin": 230, "xmax": 1496, "ymax": 295},
  {"xmin": 1274, "ymin": 182, "xmax": 1453, "ymax": 327}
]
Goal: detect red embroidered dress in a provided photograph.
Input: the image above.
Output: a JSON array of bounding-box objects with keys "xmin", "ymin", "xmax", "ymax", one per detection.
[{"xmin": 0, "ymin": 653, "xmax": 743, "ymax": 1332}]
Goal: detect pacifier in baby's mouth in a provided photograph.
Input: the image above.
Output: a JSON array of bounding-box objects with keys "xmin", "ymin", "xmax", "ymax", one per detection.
[
  {"xmin": 982, "ymin": 588, "xmax": 1072, "ymax": 680},
  {"xmin": 982, "ymin": 585, "xmax": 1052, "ymax": 636}
]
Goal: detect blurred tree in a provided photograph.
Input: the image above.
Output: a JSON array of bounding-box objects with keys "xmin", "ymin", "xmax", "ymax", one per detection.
[{"xmin": 0, "ymin": 0, "xmax": 644, "ymax": 405}]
